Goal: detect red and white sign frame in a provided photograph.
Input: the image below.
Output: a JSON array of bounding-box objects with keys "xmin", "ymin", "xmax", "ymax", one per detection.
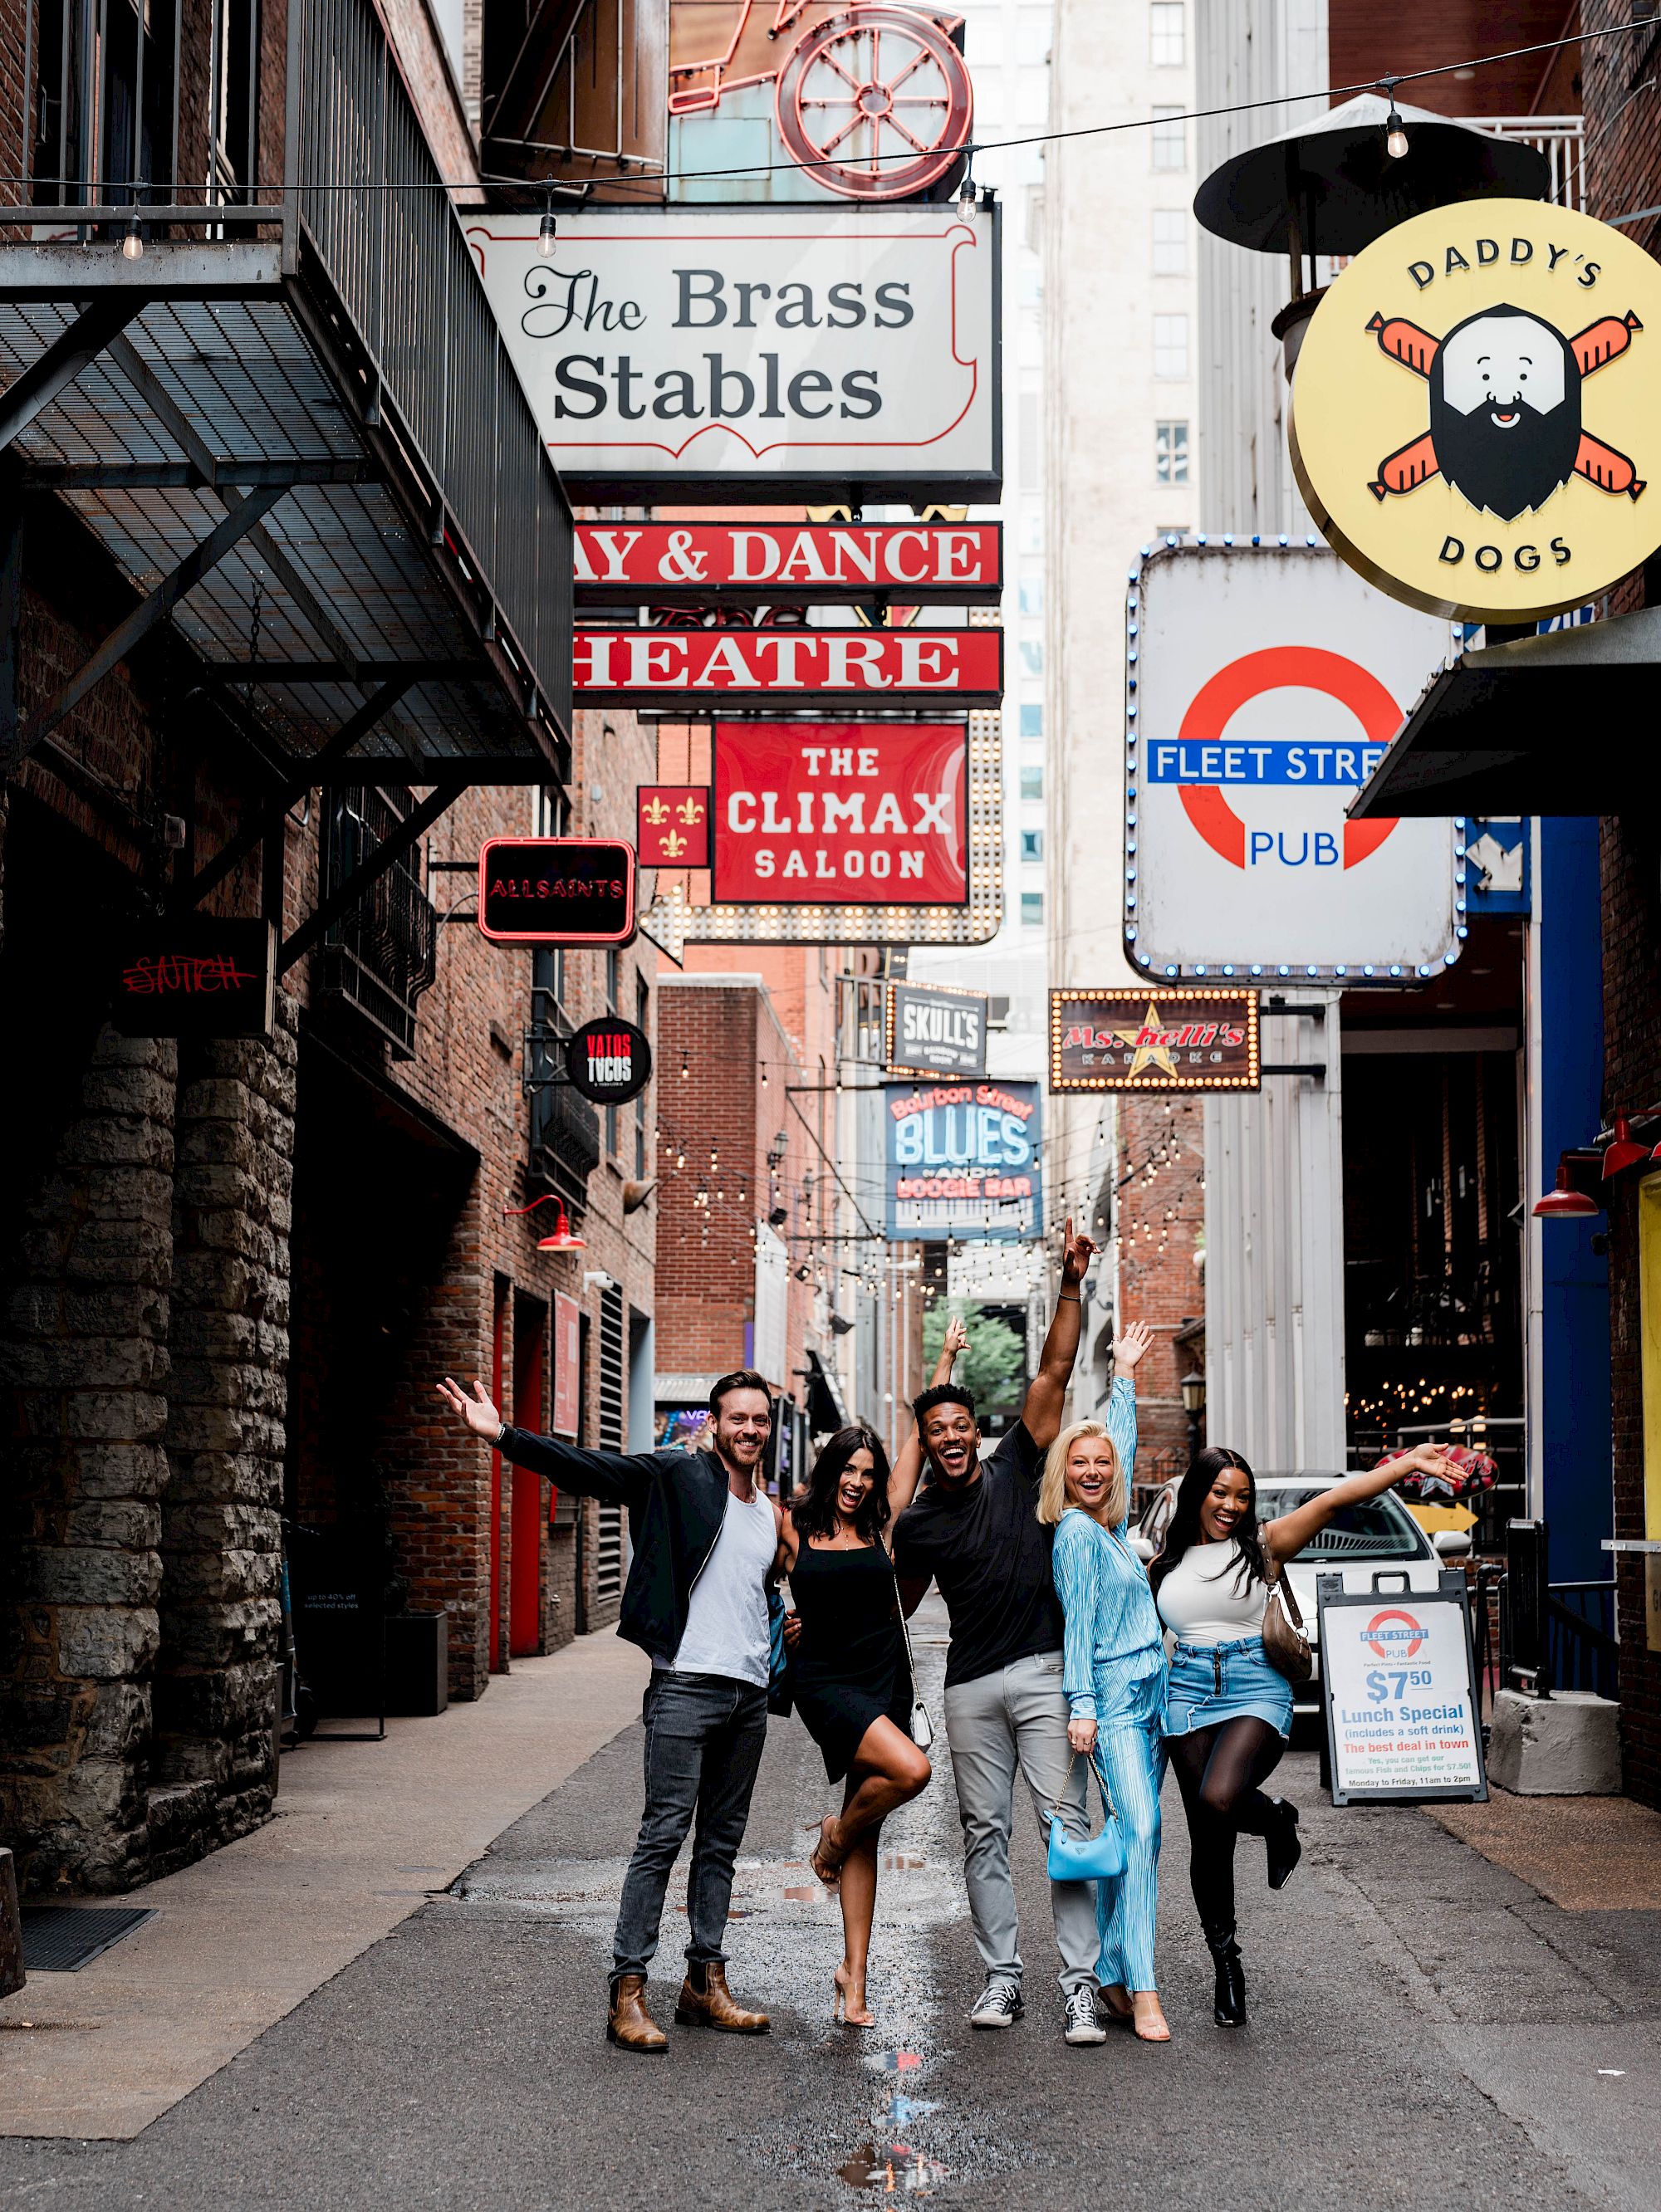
[
  {"xmin": 476, "ymin": 836, "xmax": 638, "ymax": 947},
  {"xmin": 574, "ymin": 625, "xmax": 1002, "ymax": 708},
  {"xmin": 574, "ymin": 521, "xmax": 1002, "ymax": 604}
]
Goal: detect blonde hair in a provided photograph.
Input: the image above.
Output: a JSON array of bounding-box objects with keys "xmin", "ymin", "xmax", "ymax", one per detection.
[{"xmin": 1036, "ymin": 1420, "xmax": 1125, "ymax": 1529}]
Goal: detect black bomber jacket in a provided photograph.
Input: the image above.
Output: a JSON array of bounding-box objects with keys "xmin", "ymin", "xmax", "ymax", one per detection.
[{"xmin": 497, "ymin": 1429, "xmax": 772, "ymax": 1665}]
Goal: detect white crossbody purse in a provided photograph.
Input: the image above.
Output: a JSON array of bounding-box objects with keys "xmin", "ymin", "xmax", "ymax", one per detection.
[{"xmin": 890, "ymin": 1555, "xmax": 934, "ymax": 1751}]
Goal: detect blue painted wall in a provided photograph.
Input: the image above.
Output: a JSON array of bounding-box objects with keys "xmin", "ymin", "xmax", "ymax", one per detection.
[{"xmin": 1536, "ymin": 816, "xmax": 1612, "ymax": 1581}]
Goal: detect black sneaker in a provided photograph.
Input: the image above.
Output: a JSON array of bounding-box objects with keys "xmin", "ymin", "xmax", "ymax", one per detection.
[
  {"xmin": 1064, "ymin": 1985, "xmax": 1108, "ymax": 2045},
  {"xmin": 968, "ymin": 1980, "xmax": 1024, "ymax": 2028}
]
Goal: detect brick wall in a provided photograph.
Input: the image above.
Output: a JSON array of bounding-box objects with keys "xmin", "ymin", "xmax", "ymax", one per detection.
[
  {"xmin": 1584, "ymin": 1, "xmax": 1661, "ymax": 1808},
  {"xmin": 1114, "ymin": 1095, "xmax": 1206, "ymax": 1476}
]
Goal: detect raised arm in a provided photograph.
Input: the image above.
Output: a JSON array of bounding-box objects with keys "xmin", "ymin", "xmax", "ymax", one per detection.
[
  {"xmin": 1104, "ymin": 1320, "xmax": 1153, "ymax": 1505},
  {"xmin": 1020, "ymin": 1217, "xmax": 1098, "ymax": 1451},
  {"xmin": 1263, "ymin": 1443, "xmax": 1463, "ymax": 1567},
  {"xmin": 435, "ymin": 1374, "xmax": 650, "ymax": 1508},
  {"xmin": 884, "ymin": 1314, "xmax": 969, "ymax": 1535}
]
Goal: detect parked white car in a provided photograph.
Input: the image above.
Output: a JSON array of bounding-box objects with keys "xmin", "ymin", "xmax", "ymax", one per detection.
[{"xmin": 1129, "ymin": 1473, "xmax": 1470, "ymax": 1715}]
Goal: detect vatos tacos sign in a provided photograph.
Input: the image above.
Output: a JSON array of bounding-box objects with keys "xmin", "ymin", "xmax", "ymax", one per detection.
[{"xmin": 1290, "ymin": 198, "xmax": 1661, "ymax": 624}]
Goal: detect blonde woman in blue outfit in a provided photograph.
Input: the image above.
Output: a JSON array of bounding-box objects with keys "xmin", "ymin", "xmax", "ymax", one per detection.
[{"xmin": 1038, "ymin": 1320, "xmax": 1171, "ymax": 2044}]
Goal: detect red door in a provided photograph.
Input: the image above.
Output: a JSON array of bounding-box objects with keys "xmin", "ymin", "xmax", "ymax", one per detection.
[
  {"xmin": 489, "ymin": 1280, "xmax": 507, "ymax": 1672},
  {"xmin": 510, "ymin": 1298, "xmax": 546, "ymax": 1657}
]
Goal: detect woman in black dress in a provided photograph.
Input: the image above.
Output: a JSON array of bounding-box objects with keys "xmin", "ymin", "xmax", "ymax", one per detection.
[{"xmin": 780, "ymin": 1325, "xmax": 962, "ymax": 2024}]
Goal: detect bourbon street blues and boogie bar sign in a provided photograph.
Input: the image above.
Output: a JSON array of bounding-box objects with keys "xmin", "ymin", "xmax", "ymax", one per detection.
[
  {"xmin": 463, "ymin": 205, "xmax": 1001, "ymax": 504},
  {"xmin": 884, "ymin": 1079, "xmax": 1042, "ymax": 1241},
  {"xmin": 573, "ymin": 521, "xmax": 1002, "ymax": 605},
  {"xmin": 1049, "ymin": 987, "xmax": 1261, "ymax": 1093}
]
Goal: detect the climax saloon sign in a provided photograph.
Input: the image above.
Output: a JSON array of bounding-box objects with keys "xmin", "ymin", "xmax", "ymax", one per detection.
[
  {"xmin": 884, "ymin": 1079, "xmax": 1042, "ymax": 1241},
  {"xmin": 1291, "ymin": 198, "xmax": 1661, "ymax": 624},
  {"xmin": 463, "ymin": 205, "xmax": 1000, "ymax": 502},
  {"xmin": 1050, "ymin": 987, "xmax": 1260, "ymax": 1093},
  {"xmin": 713, "ymin": 722, "xmax": 966, "ymax": 906}
]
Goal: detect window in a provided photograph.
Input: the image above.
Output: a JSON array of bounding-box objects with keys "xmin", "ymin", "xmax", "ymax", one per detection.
[
  {"xmin": 1019, "ymin": 703, "xmax": 1043, "ymax": 738},
  {"xmin": 1150, "ymin": 2, "xmax": 1184, "ymax": 66},
  {"xmin": 1151, "ymin": 105, "xmax": 1185, "ymax": 170},
  {"xmin": 1021, "ymin": 891, "xmax": 1045, "ymax": 927},
  {"xmin": 1156, "ymin": 420, "xmax": 1190, "ymax": 484},
  {"xmin": 1020, "ymin": 766, "xmax": 1044, "ymax": 801},
  {"xmin": 1154, "ymin": 313, "xmax": 1189, "ymax": 379},
  {"xmin": 1153, "ymin": 208, "xmax": 1188, "ymax": 276},
  {"xmin": 1017, "ymin": 392, "xmax": 1041, "ymax": 480},
  {"xmin": 970, "ymin": 16, "xmax": 1005, "ymax": 62},
  {"xmin": 1021, "ymin": 830, "xmax": 1044, "ymax": 862},
  {"xmin": 1020, "ymin": 507, "xmax": 1043, "ymax": 554},
  {"xmin": 1017, "ymin": 66, "xmax": 1049, "ymax": 126},
  {"xmin": 1018, "ymin": 638, "xmax": 1044, "ymax": 676},
  {"xmin": 1018, "ymin": 574, "xmax": 1045, "ymax": 616}
]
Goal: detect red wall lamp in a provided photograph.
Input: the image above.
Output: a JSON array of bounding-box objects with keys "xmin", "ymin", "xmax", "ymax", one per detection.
[
  {"xmin": 503, "ymin": 1195, "xmax": 586, "ymax": 1250},
  {"xmin": 1532, "ymin": 1152, "xmax": 1602, "ymax": 1219}
]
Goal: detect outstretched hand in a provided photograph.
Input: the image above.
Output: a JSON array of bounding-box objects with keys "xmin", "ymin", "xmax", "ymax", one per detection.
[
  {"xmin": 1060, "ymin": 1216, "xmax": 1097, "ymax": 1290},
  {"xmin": 943, "ymin": 1315, "xmax": 970, "ymax": 1361},
  {"xmin": 1112, "ymin": 1319, "xmax": 1154, "ymax": 1371},
  {"xmin": 437, "ymin": 1375, "xmax": 502, "ymax": 1439}
]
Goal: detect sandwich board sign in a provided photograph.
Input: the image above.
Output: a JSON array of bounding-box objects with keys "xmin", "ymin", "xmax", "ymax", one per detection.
[{"xmin": 1317, "ymin": 1570, "xmax": 1488, "ymax": 1804}]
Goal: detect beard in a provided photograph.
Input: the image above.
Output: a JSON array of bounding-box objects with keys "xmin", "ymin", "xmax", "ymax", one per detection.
[{"xmin": 1428, "ymin": 387, "xmax": 1582, "ymax": 522}]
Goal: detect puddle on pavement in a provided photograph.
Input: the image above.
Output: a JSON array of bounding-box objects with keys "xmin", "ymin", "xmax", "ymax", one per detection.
[{"xmin": 835, "ymin": 2144, "xmax": 951, "ymax": 2195}]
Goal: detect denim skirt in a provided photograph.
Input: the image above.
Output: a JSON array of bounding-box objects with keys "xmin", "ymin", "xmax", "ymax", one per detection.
[{"xmin": 1164, "ymin": 1635, "xmax": 1293, "ymax": 1740}]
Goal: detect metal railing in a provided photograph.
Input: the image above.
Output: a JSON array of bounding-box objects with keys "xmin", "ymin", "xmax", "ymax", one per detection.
[
  {"xmin": 1483, "ymin": 116, "xmax": 1585, "ymax": 211},
  {"xmin": 319, "ymin": 786, "xmax": 438, "ymax": 1057},
  {"xmin": 1497, "ymin": 1518, "xmax": 1619, "ymax": 1701},
  {"xmin": 291, "ymin": 0, "xmax": 574, "ymax": 732}
]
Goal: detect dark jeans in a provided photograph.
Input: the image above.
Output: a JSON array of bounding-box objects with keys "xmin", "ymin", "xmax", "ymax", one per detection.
[{"xmin": 611, "ymin": 1671, "xmax": 769, "ymax": 1982}]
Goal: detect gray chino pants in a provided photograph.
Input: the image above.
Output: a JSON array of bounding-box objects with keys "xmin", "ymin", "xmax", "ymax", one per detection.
[{"xmin": 943, "ymin": 1649, "xmax": 1099, "ymax": 1997}]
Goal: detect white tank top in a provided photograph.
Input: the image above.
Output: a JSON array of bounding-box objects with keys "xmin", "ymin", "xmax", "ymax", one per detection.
[
  {"xmin": 1155, "ymin": 1540, "xmax": 1268, "ymax": 1645},
  {"xmin": 667, "ymin": 1482, "xmax": 777, "ymax": 1686}
]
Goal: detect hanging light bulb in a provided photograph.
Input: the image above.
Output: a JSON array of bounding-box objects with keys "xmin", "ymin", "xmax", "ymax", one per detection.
[
  {"xmin": 957, "ymin": 149, "xmax": 977, "ymax": 221},
  {"xmin": 537, "ymin": 197, "xmax": 558, "ymax": 258},
  {"xmin": 1379, "ymin": 81, "xmax": 1409, "ymax": 159},
  {"xmin": 122, "ymin": 213, "xmax": 145, "ymax": 262}
]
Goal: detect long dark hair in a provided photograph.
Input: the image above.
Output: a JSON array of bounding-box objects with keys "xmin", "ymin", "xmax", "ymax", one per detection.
[
  {"xmin": 791, "ymin": 1425, "xmax": 893, "ymax": 1544},
  {"xmin": 1148, "ymin": 1446, "xmax": 1270, "ymax": 1598}
]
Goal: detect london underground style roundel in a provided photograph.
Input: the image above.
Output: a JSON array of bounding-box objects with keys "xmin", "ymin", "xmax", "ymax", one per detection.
[{"xmin": 1289, "ymin": 198, "xmax": 1661, "ymax": 623}]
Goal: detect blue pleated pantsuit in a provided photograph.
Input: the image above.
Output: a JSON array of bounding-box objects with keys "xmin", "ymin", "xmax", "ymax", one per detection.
[{"xmin": 1051, "ymin": 1378, "xmax": 1168, "ymax": 1992}]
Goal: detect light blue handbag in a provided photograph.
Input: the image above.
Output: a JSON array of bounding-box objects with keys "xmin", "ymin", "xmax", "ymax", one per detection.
[{"xmin": 1046, "ymin": 1748, "xmax": 1126, "ymax": 1882}]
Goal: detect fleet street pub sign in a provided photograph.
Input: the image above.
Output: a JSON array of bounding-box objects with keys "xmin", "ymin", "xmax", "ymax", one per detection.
[
  {"xmin": 1050, "ymin": 987, "xmax": 1261, "ymax": 1093},
  {"xmin": 463, "ymin": 204, "xmax": 1001, "ymax": 503}
]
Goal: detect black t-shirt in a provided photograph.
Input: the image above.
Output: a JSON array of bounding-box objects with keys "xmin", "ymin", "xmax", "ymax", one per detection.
[{"xmin": 891, "ymin": 1422, "xmax": 1062, "ymax": 1690}]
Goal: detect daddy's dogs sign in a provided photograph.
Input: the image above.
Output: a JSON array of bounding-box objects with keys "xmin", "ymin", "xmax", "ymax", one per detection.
[
  {"xmin": 463, "ymin": 204, "xmax": 999, "ymax": 502},
  {"xmin": 1291, "ymin": 198, "xmax": 1661, "ymax": 624}
]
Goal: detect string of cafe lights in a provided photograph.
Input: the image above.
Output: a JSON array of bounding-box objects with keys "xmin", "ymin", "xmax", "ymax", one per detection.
[{"xmin": 16, "ymin": 12, "xmax": 1658, "ymax": 218}]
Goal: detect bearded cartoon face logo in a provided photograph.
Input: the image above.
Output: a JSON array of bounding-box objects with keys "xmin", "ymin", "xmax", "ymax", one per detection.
[
  {"xmin": 1287, "ymin": 200, "xmax": 1661, "ymax": 622},
  {"xmin": 1368, "ymin": 301, "xmax": 1644, "ymax": 521}
]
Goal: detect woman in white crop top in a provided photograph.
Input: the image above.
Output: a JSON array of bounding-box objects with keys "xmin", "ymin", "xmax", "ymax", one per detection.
[{"xmin": 1149, "ymin": 1441, "xmax": 1459, "ymax": 2029}]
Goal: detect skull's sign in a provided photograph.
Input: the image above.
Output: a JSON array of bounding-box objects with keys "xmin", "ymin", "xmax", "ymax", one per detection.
[{"xmin": 1290, "ymin": 200, "xmax": 1661, "ymax": 624}]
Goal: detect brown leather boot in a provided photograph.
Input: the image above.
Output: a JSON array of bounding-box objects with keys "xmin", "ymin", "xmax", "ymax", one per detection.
[
  {"xmin": 606, "ymin": 1974, "xmax": 668, "ymax": 2053},
  {"xmin": 674, "ymin": 1962, "xmax": 770, "ymax": 2033}
]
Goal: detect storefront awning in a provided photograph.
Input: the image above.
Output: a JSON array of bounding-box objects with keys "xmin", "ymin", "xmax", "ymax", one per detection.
[{"xmin": 1349, "ymin": 608, "xmax": 1661, "ymax": 820}]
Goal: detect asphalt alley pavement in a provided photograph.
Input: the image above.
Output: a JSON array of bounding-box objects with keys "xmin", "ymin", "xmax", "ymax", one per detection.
[{"xmin": 2, "ymin": 1602, "xmax": 1657, "ymax": 2212}]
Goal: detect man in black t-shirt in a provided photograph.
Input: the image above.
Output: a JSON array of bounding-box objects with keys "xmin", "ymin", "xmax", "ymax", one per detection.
[{"xmin": 893, "ymin": 1221, "xmax": 1105, "ymax": 2045}]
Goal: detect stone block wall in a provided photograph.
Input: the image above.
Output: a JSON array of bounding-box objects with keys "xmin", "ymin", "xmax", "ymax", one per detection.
[{"xmin": 1, "ymin": 1030, "xmax": 176, "ymax": 1894}]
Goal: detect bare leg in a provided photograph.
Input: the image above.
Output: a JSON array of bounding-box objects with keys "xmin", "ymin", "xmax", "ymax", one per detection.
[
  {"xmin": 826, "ymin": 1717, "xmax": 930, "ymax": 1865},
  {"xmin": 835, "ymin": 1799, "xmax": 880, "ymax": 2028}
]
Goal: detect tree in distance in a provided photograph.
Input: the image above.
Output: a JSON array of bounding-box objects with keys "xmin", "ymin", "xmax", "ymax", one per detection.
[{"xmin": 923, "ymin": 1299, "xmax": 1025, "ymax": 1412}]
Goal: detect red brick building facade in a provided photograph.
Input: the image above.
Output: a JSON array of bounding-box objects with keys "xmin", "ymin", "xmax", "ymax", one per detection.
[{"xmin": 1113, "ymin": 1095, "xmax": 1207, "ymax": 1480}]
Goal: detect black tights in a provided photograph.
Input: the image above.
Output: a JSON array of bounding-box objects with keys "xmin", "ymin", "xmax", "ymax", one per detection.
[{"xmin": 1167, "ymin": 1718, "xmax": 1286, "ymax": 1932}]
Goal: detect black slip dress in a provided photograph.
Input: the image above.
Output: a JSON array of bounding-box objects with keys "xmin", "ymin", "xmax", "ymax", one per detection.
[{"xmin": 786, "ymin": 1541, "xmax": 913, "ymax": 1784}]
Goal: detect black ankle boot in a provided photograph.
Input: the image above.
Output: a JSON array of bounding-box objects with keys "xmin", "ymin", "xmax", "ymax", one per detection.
[
  {"xmin": 1265, "ymin": 1798, "xmax": 1301, "ymax": 1891},
  {"xmin": 1203, "ymin": 1926, "xmax": 1247, "ymax": 2027}
]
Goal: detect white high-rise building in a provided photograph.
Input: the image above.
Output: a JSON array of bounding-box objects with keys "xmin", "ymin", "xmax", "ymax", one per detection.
[{"xmin": 1041, "ymin": 0, "xmax": 1200, "ymax": 1407}]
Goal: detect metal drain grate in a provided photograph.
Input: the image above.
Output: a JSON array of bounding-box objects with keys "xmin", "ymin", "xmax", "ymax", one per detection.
[{"xmin": 19, "ymin": 1906, "xmax": 158, "ymax": 1973}]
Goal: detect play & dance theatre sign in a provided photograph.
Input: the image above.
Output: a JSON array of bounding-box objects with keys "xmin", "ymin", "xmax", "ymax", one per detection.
[
  {"xmin": 573, "ymin": 624, "xmax": 1001, "ymax": 707},
  {"xmin": 463, "ymin": 205, "xmax": 1000, "ymax": 502},
  {"xmin": 574, "ymin": 521, "xmax": 1002, "ymax": 604}
]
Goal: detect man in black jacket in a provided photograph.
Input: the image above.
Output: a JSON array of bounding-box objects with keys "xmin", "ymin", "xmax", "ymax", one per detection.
[{"xmin": 437, "ymin": 1366, "xmax": 782, "ymax": 2053}]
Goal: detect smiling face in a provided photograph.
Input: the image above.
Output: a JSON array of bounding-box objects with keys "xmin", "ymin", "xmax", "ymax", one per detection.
[
  {"xmin": 921, "ymin": 1400, "xmax": 981, "ymax": 1490},
  {"xmin": 1198, "ymin": 1462, "xmax": 1253, "ymax": 1544},
  {"xmin": 712, "ymin": 1387, "xmax": 772, "ymax": 1473},
  {"xmin": 1428, "ymin": 305, "xmax": 1581, "ymax": 521},
  {"xmin": 1062, "ymin": 1432, "xmax": 1120, "ymax": 1523},
  {"xmin": 835, "ymin": 1446, "xmax": 877, "ymax": 1524}
]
